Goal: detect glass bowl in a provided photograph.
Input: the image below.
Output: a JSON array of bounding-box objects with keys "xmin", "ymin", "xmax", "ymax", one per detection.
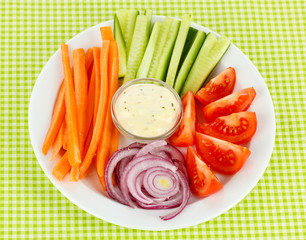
[{"xmin": 111, "ymin": 78, "xmax": 183, "ymax": 143}]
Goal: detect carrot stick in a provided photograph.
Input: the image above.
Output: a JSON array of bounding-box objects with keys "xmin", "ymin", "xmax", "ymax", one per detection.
[
  {"xmin": 73, "ymin": 48, "xmax": 88, "ymax": 156},
  {"xmin": 79, "ymin": 40, "xmax": 110, "ymax": 179},
  {"xmin": 85, "ymin": 47, "xmax": 94, "ymax": 70},
  {"xmin": 84, "ymin": 64, "xmax": 95, "ymax": 140},
  {"xmin": 42, "ymin": 82, "xmax": 66, "ymax": 155},
  {"xmin": 52, "ymin": 152, "xmax": 71, "ymax": 181},
  {"xmin": 93, "ymin": 47, "xmax": 101, "ymax": 126},
  {"xmin": 109, "ymin": 123, "xmax": 119, "ymax": 157},
  {"xmin": 61, "ymin": 43, "xmax": 81, "ymax": 168},
  {"xmin": 83, "ymin": 121, "xmax": 93, "ymax": 157},
  {"xmin": 100, "ymin": 26, "xmax": 115, "ymax": 41},
  {"xmin": 96, "ymin": 41, "xmax": 119, "ymax": 189},
  {"xmin": 50, "ymin": 121, "xmax": 64, "ymax": 161},
  {"xmin": 62, "ymin": 114, "xmax": 68, "ymax": 150}
]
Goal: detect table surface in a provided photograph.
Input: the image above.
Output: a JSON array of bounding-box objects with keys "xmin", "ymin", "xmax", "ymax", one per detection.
[{"xmin": 1, "ymin": 1, "xmax": 305, "ymax": 239}]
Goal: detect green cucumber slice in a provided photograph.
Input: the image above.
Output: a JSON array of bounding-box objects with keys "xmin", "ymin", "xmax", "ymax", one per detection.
[
  {"xmin": 136, "ymin": 21, "xmax": 162, "ymax": 78},
  {"xmin": 147, "ymin": 17, "xmax": 172, "ymax": 79},
  {"xmin": 180, "ymin": 33, "xmax": 231, "ymax": 97},
  {"xmin": 174, "ymin": 31, "xmax": 206, "ymax": 94},
  {"xmin": 114, "ymin": 14, "xmax": 127, "ymax": 78},
  {"xmin": 154, "ymin": 18, "xmax": 181, "ymax": 81},
  {"xmin": 165, "ymin": 14, "xmax": 191, "ymax": 87},
  {"xmin": 178, "ymin": 27, "xmax": 198, "ymax": 70},
  {"xmin": 123, "ymin": 13, "xmax": 152, "ymax": 83},
  {"xmin": 117, "ymin": 9, "xmax": 138, "ymax": 57}
]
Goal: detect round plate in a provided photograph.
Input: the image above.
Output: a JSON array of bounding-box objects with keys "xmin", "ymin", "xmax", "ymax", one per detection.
[{"xmin": 28, "ymin": 16, "xmax": 275, "ymax": 231}]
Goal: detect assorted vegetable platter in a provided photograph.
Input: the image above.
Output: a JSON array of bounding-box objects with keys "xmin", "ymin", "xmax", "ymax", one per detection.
[{"xmin": 28, "ymin": 11, "xmax": 276, "ymax": 230}]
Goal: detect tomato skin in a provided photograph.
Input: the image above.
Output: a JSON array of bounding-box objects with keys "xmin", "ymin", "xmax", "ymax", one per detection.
[
  {"xmin": 195, "ymin": 132, "xmax": 251, "ymax": 174},
  {"xmin": 169, "ymin": 91, "xmax": 196, "ymax": 147},
  {"xmin": 203, "ymin": 87, "xmax": 256, "ymax": 122},
  {"xmin": 195, "ymin": 67, "xmax": 236, "ymax": 106},
  {"xmin": 186, "ymin": 146, "xmax": 223, "ymax": 197},
  {"xmin": 197, "ymin": 112, "xmax": 257, "ymax": 144}
]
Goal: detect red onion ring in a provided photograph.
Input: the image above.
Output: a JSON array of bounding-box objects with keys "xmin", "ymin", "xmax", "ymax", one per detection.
[{"xmin": 104, "ymin": 141, "xmax": 190, "ymax": 220}]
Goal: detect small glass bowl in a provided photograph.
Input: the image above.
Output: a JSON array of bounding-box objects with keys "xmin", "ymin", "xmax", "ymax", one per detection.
[{"xmin": 111, "ymin": 78, "xmax": 183, "ymax": 143}]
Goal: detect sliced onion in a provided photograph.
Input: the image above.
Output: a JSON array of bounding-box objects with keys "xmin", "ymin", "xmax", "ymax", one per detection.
[{"xmin": 105, "ymin": 141, "xmax": 190, "ymax": 220}]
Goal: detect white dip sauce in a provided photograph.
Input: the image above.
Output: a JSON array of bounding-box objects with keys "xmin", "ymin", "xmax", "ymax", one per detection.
[{"xmin": 114, "ymin": 83, "xmax": 180, "ymax": 138}]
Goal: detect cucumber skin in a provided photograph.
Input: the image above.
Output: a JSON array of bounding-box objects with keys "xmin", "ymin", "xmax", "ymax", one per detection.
[
  {"xmin": 123, "ymin": 14, "xmax": 152, "ymax": 83},
  {"xmin": 154, "ymin": 19, "xmax": 181, "ymax": 81},
  {"xmin": 165, "ymin": 14, "xmax": 191, "ymax": 87},
  {"xmin": 136, "ymin": 21, "xmax": 162, "ymax": 79},
  {"xmin": 147, "ymin": 17, "xmax": 173, "ymax": 79},
  {"xmin": 174, "ymin": 31, "xmax": 206, "ymax": 94},
  {"xmin": 178, "ymin": 27, "xmax": 198, "ymax": 71},
  {"xmin": 114, "ymin": 14, "xmax": 127, "ymax": 78},
  {"xmin": 180, "ymin": 34, "xmax": 230, "ymax": 97}
]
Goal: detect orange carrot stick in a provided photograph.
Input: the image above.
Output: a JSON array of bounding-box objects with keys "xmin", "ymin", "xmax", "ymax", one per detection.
[
  {"xmin": 96, "ymin": 41, "xmax": 119, "ymax": 189},
  {"xmin": 100, "ymin": 26, "xmax": 115, "ymax": 41},
  {"xmin": 42, "ymin": 82, "xmax": 66, "ymax": 155},
  {"xmin": 61, "ymin": 43, "xmax": 81, "ymax": 167},
  {"xmin": 84, "ymin": 65, "xmax": 95, "ymax": 142},
  {"xmin": 93, "ymin": 47, "xmax": 101, "ymax": 126},
  {"xmin": 62, "ymin": 114, "xmax": 68, "ymax": 150},
  {"xmin": 50, "ymin": 121, "xmax": 64, "ymax": 161},
  {"xmin": 52, "ymin": 152, "xmax": 71, "ymax": 181},
  {"xmin": 73, "ymin": 48, "xmax": 88, "ymax": 156},
  {"xmin": 85, "ymin": 47, "xmax": 94, "ymax": 70},
  {"xmin": 79, "ymin": 40, "xmax": 110, "ymax": 179},
  {"xmin": 109, "ymin": 123, "xmax": 119, "ymax": 157}
]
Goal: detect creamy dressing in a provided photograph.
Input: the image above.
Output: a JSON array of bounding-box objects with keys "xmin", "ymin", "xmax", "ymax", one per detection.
[{"xmin": 114, "ymin": 83, "xmax": 180, "ymax": 138}]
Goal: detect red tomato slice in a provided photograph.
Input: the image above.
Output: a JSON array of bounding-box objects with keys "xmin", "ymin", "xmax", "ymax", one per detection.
[
  {"xmin": 186, "ymin": 146, "xmax": 223, "ymax": 197},
  {"xmin": 169, "ymin": 91, "xmax": 196, "ymax": 147},
  {"xmin": 197, "ymin": 112, "xmax": 257, "ymax": 144},
  {"xmin": 195, "ymin": 67, "xmax": 236, "ymax": 105},
  {"xmin": 203, "ymin": 87, "xmax": 256, "ymax": 122},
  {"xmin": 195, "ymin": 132, "xmax": 251, "ymax": 174}
]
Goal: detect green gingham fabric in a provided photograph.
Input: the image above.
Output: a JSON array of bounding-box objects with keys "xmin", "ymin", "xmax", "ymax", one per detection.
[{"xmin": 1, "ymin": 0, "xmax": 305, "ymax": 239}]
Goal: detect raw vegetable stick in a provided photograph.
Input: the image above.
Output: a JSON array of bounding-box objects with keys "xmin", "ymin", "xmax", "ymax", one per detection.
[
  {"xmin": 73, "ymin": 48, "xmax": 88, "ymax": 156},
  {"xmin": 61, "ymin": 43, "xmax": 82, "ymax": 167},
  {"xmin": 83, "ymin": 65, "xmax": 95, "ymax": 145},
  {"xmin": 42, "ymin": 81, "xmax": 66, "ymax": 155},
  {"xmin": 100, "ymin": 26, "xmax": 115, "ymax": 41},
  {"xmin": 85, "ymin": 47, "xmax": 94, "ymax": 70},
  {"xmin": 96, "ymin": 41, "xmax": 119, "ymax": 188},
  {"xmin": 79, "ymin": 40, "xmax": 110, "ymax": 179},
  {"xmin": 109, "ymin": 122, "xmax": 119, "ymax": 157},
  {"xmin": 93, "ymin": 47, "xmax": 101, "ymax": 126},
  {"xmin": 50, "ymin": 121, "xmax": 64, "ymax": 161},
  {"xmin": 52, "ymin": 152, "xmax": 71, "ymax": 181},
  {"xmin": 62, "ymin": 114, "xmax": 68, "ymax": 150}
]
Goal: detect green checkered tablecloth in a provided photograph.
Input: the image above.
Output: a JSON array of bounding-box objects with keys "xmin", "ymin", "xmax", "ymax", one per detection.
[{"xmin": 1, "ymin": 0, "xmax": 305, "ymax": 239}]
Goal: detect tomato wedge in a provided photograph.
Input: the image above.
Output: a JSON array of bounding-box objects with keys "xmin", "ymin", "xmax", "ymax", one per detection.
[
  {"xmin": 195, "ymin": 67, "xmax": 236, "ymax": 105},
  {"xmin": 186, "ymin": 146, "xmax": 222, "ymax": 197},
  {"xmin": 203, "ymin": 87, "xmax": 256, "ymax": 122},
  {"xmin": 197, "ymin": 112, "xmax": 257, "ymax": 144},
  {"xmin": 195, "ymin": 132, "xmax": 251, "ymax": 174},
  {"xmin": 169, "ymin": 91, "xmax": 196, "ymax": 147}
]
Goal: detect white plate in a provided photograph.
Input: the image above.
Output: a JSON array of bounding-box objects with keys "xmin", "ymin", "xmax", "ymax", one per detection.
[{"xmin": 28, "ymin": 16, "xmax": 275, "ymax": 231}]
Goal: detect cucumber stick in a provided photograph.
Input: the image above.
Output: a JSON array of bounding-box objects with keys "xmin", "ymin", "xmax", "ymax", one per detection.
[
  {"xmin": 123, "ymin": 13, "xmax": 152, "ymax": 83},
  {"xmin": 136, "ymin": 21, "xmax": 162, "ymax": 78},
  {"xmin": 180, "ymin": 33, "xmax": 231, "ymax": 97},
  {"xmin": 114, "ymin": 14, "xmax": 127, "ymax": 78},
  {"xmin": 117, "ymin": 9, "xmax": 138, "ymax": 57},
  {"xmin": 178, "ymin": 27, "xmax": 199, "ymax": 70},
  {"xmin": 165, "ymin": 14, "xmax": 191, "ymax": 87},
  {"xmin": 174, "ymin": 31, "xmax": 206, "ymax": 94},
  {"xmin": 154, "ymin": 19, "xmax": 181, "ymax": 81},
  {"xmin": 147, "ymin": 17, "xmax": 172, "ymax": 79}
]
